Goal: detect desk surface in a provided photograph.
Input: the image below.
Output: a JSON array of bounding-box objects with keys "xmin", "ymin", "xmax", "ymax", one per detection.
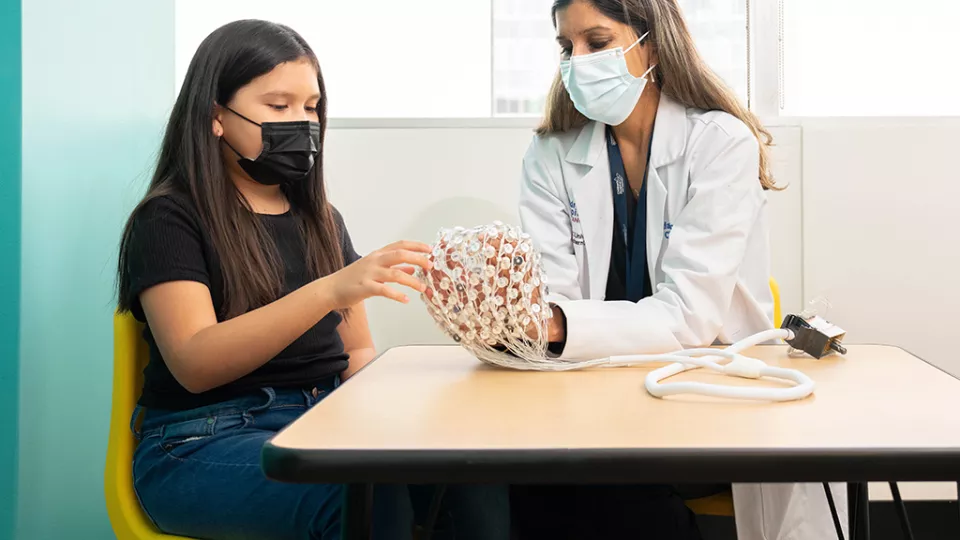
[{"xmin": 263, "ymin": 345, "xmax": 960, "ymax": 484}]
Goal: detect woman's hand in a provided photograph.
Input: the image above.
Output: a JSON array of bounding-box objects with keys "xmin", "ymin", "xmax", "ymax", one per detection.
[
  {"xmin": 525, "ymin": 304, "xmax": 566, "ymax": 343},
  {"xmin": 547, "ymin": 305, "xmax": 566, "ymax": 343},
  {"xmin": 321, "ymin": 241, "xmax": 433, "ymax": 310}
]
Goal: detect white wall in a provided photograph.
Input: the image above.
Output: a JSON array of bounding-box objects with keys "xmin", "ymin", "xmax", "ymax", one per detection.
[
  {"xmin": 324, "ymin": 123, "xmax": 803, "ymax": 352},
  {"xmin": 765, "ymin": 126, "xmax": 803, "ymax": 316},
  {"xmin": 325, "ymin": 125, "xmax": 533, "ymax": 350},
  {"xmin": 801, "ymin": 118, "xmax": 960, "ymax": 376}
]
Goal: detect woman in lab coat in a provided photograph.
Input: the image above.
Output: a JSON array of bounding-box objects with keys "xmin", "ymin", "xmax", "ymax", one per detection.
[{"xmin": 515, "ymin": 0, "xmax": 846, "ymax": 539}]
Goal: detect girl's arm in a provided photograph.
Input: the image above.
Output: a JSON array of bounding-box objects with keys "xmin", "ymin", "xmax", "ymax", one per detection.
[
  {"xmin": 337, "ymin": 302, "xmax": 377, "ymax": 380},
  {"xmin": 141, "ymin": 242, "xmax": 430, "ymax": 394}
]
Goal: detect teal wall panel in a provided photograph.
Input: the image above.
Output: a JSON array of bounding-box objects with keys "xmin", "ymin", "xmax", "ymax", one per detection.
[
  {"xmin": 19, "ymin": 2, "xmax": 174, "ymax": 538},
  {"xmin": 0, "ymin": 0, "xmax": 22, "ymax": 538}
]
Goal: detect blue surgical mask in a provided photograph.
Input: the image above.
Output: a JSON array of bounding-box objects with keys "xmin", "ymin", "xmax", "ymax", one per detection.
[{"xmin": 560, "ymin": 32, "xmax": 657, "ymax": 126}]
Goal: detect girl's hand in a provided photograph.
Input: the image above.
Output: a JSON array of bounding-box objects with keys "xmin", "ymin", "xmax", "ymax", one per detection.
[{"xmin": 322, "ymin": 241, "xmax": 433, "ymax": 310}]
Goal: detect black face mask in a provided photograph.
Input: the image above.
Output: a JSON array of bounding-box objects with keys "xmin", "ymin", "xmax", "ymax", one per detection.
[{"xmin": 221, "ymin": 106, "xmax": 321, "ymax": 186}]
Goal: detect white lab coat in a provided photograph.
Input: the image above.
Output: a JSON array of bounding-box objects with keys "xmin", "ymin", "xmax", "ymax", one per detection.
[{"xmin": 518, "ymin": 96, "xmax": 847, "ymax": 540}]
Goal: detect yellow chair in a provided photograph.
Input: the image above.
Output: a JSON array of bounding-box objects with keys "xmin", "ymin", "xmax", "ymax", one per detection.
[
  {"xmin": 105, "ymin": 312, "xmax": 193, "ymax": 540},
  {"xmin": 685, "ymin": 490, "xmax": 736, "ymax": 516},
  {"xmin": 770, "ymin": 277, "xmax": 783, "ymax": 329},
  {"xmin": 684, "ymin": 277, "xmax": 783, "ymax": 519}
]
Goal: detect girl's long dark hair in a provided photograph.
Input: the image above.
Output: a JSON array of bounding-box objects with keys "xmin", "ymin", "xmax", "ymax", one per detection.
[{"xmin": 117, "ymin": 20, "xmax": 344, "ymax": 318}]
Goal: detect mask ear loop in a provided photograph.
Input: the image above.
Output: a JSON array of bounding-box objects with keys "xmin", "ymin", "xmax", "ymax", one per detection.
[
  {"xmin": 220, "ymin": 136, "xmax": 251, "ymax": 162},
  {"xmin": 623, "ymin": 31, "xmax": 650, "ymax": 54},
  {"xmin": 215, "ymin": 103, "xmax": 262, "ymax": 161},
  {"xmin": 623, "ymin": 33, "xmax": 658, "ymax": 82},
  {"xmin": 222, "ymin": 105, "xmax": 262, "ymax": 127},
  {"xmin": 641, "ymin": 63, "xmax": 658, "ymax": 80}
]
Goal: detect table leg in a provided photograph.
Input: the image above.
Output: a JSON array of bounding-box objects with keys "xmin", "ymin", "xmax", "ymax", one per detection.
[
  {"xmin": 847, "ymin": 483, "xmax": 857, "ymax": 540},
  {"xmin": 888, "ymin": 483, "xmax": 915, "ymax": 540},
  {"xmin": 823, "ymin": 483, "xmax": 845, "ymax": 540},
  {"xmin": 341, "ymin": 483, "xmax": 374, "ymax": 540},
  {"xmin": 848, "ymin": 482, "xmax": 870, "ymax": 540}
]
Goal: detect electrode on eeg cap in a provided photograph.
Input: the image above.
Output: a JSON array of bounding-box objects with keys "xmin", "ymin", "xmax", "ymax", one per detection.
[{"xmin": 781, "ymin": 314, "xmax": 848, "ymax": 359}]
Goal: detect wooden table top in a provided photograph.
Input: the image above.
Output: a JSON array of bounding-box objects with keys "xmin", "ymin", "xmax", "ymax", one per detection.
[{"xmin": 264, "ymin": 345, "xmax": 960, "ymax": 484}]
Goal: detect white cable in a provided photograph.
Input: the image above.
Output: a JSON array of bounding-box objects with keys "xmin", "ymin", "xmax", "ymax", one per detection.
[
  {"xmin": 516, "ymin": 329, "xmax": 814, "ymax": 402},
  {"xmin": 624, "ymin": 329, "xmax": 815, "ymax": 402},
  {"xmin": 487, "ymin": 327, "xmax": 813, "ymax": 402},
  {"xmin": 644, "ymin": 330, "xmax": 814, "ymax": 401},
  {"xmin": 419, "ymin": 223, "xmax": 817, "ymax": 403}
]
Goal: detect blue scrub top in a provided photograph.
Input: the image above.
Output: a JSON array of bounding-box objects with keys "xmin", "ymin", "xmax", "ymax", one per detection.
[{"xmin": 605, "ymin": 126, "xmax": 654, "ymax": 303}]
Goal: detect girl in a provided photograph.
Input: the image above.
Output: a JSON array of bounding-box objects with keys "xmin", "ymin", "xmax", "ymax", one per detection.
[
  {"xmin": 117, "ymin": 20, "xmax": 506, "ymax": 540},
  {"xmin": 515, "ymin": 1, "xmax": 845, "ymax": 539}
]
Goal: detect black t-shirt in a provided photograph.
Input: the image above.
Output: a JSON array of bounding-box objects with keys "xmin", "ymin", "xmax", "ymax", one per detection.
[{"xmin": 126, "ymin": 194, "xmax": 361, "ymax": 411}]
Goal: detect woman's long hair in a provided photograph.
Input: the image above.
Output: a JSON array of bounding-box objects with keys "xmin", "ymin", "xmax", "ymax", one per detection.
[
  {"xmin": 118, "ymin": 20, "xmax": 344, "ymax": 317},
  {"xmin": 540, "ymin": 0, "xmax": 778, "ymax": 190}
]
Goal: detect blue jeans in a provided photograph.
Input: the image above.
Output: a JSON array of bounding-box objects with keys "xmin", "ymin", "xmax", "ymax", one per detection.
[{"xmin": 132, "ymin": 384, "xmax": 509, "ymax": 540}]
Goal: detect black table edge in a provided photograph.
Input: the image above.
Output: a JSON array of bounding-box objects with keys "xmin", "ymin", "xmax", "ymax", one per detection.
[{"xmin": 262, "ymin": 445, "xmax": 960, "ymax": 484}]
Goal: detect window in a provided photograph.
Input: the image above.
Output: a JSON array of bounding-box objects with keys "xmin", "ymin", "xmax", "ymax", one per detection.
[
  {"xmin": 780, "ymin": 0, "xmax": 960, "ymax": 116},
  {"xmin": 492, "ymin": 0, "xmax": 558, "ymax": 117},
  {"xmin": 492, "ymin": 0, "xmax": 750, "ymax": 116},
  {"xmin": 678, "ymin": 0, "xmax": 749, "ymax": 104},
  {"xmin": 175, "ymin": 0, "xmax": 749, "ymax": 119},
  {"xmin": 175, "ymin": 0, "xmax": 492, "ymax": 118}
]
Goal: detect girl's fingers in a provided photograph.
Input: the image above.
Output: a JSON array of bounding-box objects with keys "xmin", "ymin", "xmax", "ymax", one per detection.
[
  {"xmin": 375, "ymin": 282, "xmax": 409, "ymax": 304},
  {"xmin": 381, "ymin": 250, "xmax": 433, "ymax": 270},
  {"xmin": 384, "ymin": 269, "xmax": 426, "ymax": 293},
  {"xmin": 380, "ymin": 241, "xmax": 432, "ymax": 254}
]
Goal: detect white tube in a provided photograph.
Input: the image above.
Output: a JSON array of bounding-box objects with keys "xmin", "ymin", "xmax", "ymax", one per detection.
[
  {"xmin": 598, "ymin": 328, "xmax": 813, "ymax": 402},
  {"xmin": 642, "ymin": 328, "xmax": 813, "ymax": 402},
  {"xmin": 478, "ymin": 327, "xmax": 815, "ymax": 402}
]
